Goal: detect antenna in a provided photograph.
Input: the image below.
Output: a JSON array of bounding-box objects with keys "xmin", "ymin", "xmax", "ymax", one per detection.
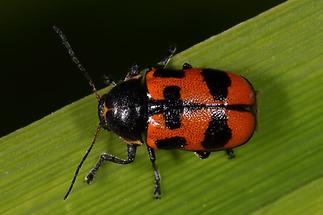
[
  {"xmin": 53, "ymin": 26, "xmax": 101, "ymax": 100},
  {"xmin": 64, "ymin": 125, "xmax": 102, "ymax": 200}
]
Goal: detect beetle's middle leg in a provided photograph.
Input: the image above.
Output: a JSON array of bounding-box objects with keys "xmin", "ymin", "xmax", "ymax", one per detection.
[
  {"xmin": 146, "ymin": 145, "xmax": 161, "ymax": 199},
  {"xmin": 158, "ymin": 45, "xmax": 177, "ymax": 68}
]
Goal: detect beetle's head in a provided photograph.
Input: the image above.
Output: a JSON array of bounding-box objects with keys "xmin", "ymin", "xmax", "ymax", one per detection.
[{"xmin": 98, "ymin": 94, "xmax": 109, "ymax": 129}]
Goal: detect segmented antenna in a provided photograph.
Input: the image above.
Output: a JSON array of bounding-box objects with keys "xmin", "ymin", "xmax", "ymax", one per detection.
[
  {"xmin": 64, "ymin": 125, "xmax": 102, "ymax": 200},
  {"xmin": 53, "ymin": 26, "xmax": 101, "ymax": 100}
]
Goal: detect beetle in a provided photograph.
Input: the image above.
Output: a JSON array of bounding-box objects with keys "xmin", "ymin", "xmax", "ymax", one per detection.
[{"xmin": 54, "ymin": 26, "xmax": 257, "ymax": 200}]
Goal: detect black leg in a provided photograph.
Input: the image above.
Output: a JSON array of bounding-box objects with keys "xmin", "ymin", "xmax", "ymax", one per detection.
[
  {"xmin": 124, "ymin": 64, "xmax": 140, "ymax": 80},
  {"xmin": 146, "ymin": 146, "xmax": 161, "ymax": 199},
  {"xmin": 226, "ymin": 149, "xmax": 235, "ymax": 159},
  {"xmin": 194, "ymin": 151, "xmax": 210, "ymax": 159},
  {"xmin": 85, "ymin": 144, "xmax": 137, "ymax": 183},
  {"xmin": 182, "ymin": 63, "xmax": 192, "ymax": 70},
  {"xmin": 157, "ymin": 45, "xmax": 177, "ymax": 68},
  {"xmin": 102, "ymin": 74, "xmax": 116, "ymax": 87}
]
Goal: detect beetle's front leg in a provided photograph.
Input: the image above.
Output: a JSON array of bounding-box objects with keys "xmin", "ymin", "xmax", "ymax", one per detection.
[
  {"xmin": 85, "ymin": 144, "xmax": 137, "ymax": 183},
  {"xmin": 124, "ymin": 64, "xmax": 140, "ymax": 80},
  {"xmin": 102, "ymin": 74, "xmax": 116, "ymax": 87}
]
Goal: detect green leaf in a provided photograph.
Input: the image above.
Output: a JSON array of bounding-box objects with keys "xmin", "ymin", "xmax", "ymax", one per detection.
[{"xmin": 1, "ymin": 0, "xmax": 322, "ymax": 214}]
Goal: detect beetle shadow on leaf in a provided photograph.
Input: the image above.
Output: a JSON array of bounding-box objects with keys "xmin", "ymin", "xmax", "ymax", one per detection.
[{"xmin": 248, "ymin": 70, "xmax": 292, "ymax": 151}]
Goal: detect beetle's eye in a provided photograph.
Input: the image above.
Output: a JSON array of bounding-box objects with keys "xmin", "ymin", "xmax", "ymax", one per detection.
[
  {"xmin": 99, "ymin": 120, "xmax": 110, "ymax": 131},
  {"xmin": 105, "ymin": 124, "xmax": 111, "ymax": 131}
]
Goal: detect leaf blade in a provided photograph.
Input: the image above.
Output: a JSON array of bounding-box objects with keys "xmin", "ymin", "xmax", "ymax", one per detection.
[{"xmin": 1, "ymin": 0, "xmax": 323, "ymax": 214}]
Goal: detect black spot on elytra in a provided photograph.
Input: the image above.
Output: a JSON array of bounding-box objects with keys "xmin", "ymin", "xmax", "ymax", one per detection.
[
  {"xmin": 156, "ymin": 137, "xmax": 187, "ymax": 149},
  {"xmin": 201, "ymin": 69, "xmax": 231, "ymax": 101},
  {"xmin": 153, "ymin": 68, "xmax": 185, "ymax": 78},
  {"xmin": 163, "ymin": 86, "xmax": 183, "ymax": 129},
  {"xmin": 201, "ymin": 110, "xmax": 232, "ymax": 149}
]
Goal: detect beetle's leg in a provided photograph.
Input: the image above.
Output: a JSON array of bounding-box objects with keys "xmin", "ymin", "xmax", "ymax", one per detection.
[
  {"xmin": 226, "ymin": 149, "xmax": 235, "ymax": 159},
  {"xmin": 194, "ymin": 151, "xmax": 210, "ymax": 159},
  {"xmin": 102, "ymin": 74, "xmax": 116, "ymax": 87},
  {"xmin": 146, "ymin": 145, "xmax": 161, "ymax": 199},
  {"xmin": 157, "ymin": 45, "xmax": 177, "ymax": 68},
  {"xmin": 182, "ymin": 63, "xmax": 192, "ymax": 70},
  {"xmin": 124, "ymin": 64, "xmax": 140, "ymax": 80},
  {"xmin": 85, "ymin": 144, "xmax": 137, "ymax": 183}
]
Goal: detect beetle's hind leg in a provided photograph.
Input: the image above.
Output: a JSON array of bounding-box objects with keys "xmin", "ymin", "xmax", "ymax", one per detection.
[
  {"xmin": 225, "ymin": 149, "xmax": 235, "ymax": 159},
  {"xmin": 194, "ymin": 151, "xmax": 210, "ymax": 159},
  {"xmin": 85, "ymin": 144, "xmax": 137, "ymax": 183},
  {"xmin": 182, "ymin": 63, "xmax": 192, "ymax": 70}
]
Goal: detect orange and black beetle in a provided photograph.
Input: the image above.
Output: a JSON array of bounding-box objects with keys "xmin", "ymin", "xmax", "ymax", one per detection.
[{"xmin": 54, "ymin": 27, "xmax": 256, "ymax": 200}]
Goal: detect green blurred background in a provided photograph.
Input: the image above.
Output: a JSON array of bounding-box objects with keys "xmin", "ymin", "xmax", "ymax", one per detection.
[{"xmin": 0, "ymin": 0, "xmax": 285, "ymax": 136}]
